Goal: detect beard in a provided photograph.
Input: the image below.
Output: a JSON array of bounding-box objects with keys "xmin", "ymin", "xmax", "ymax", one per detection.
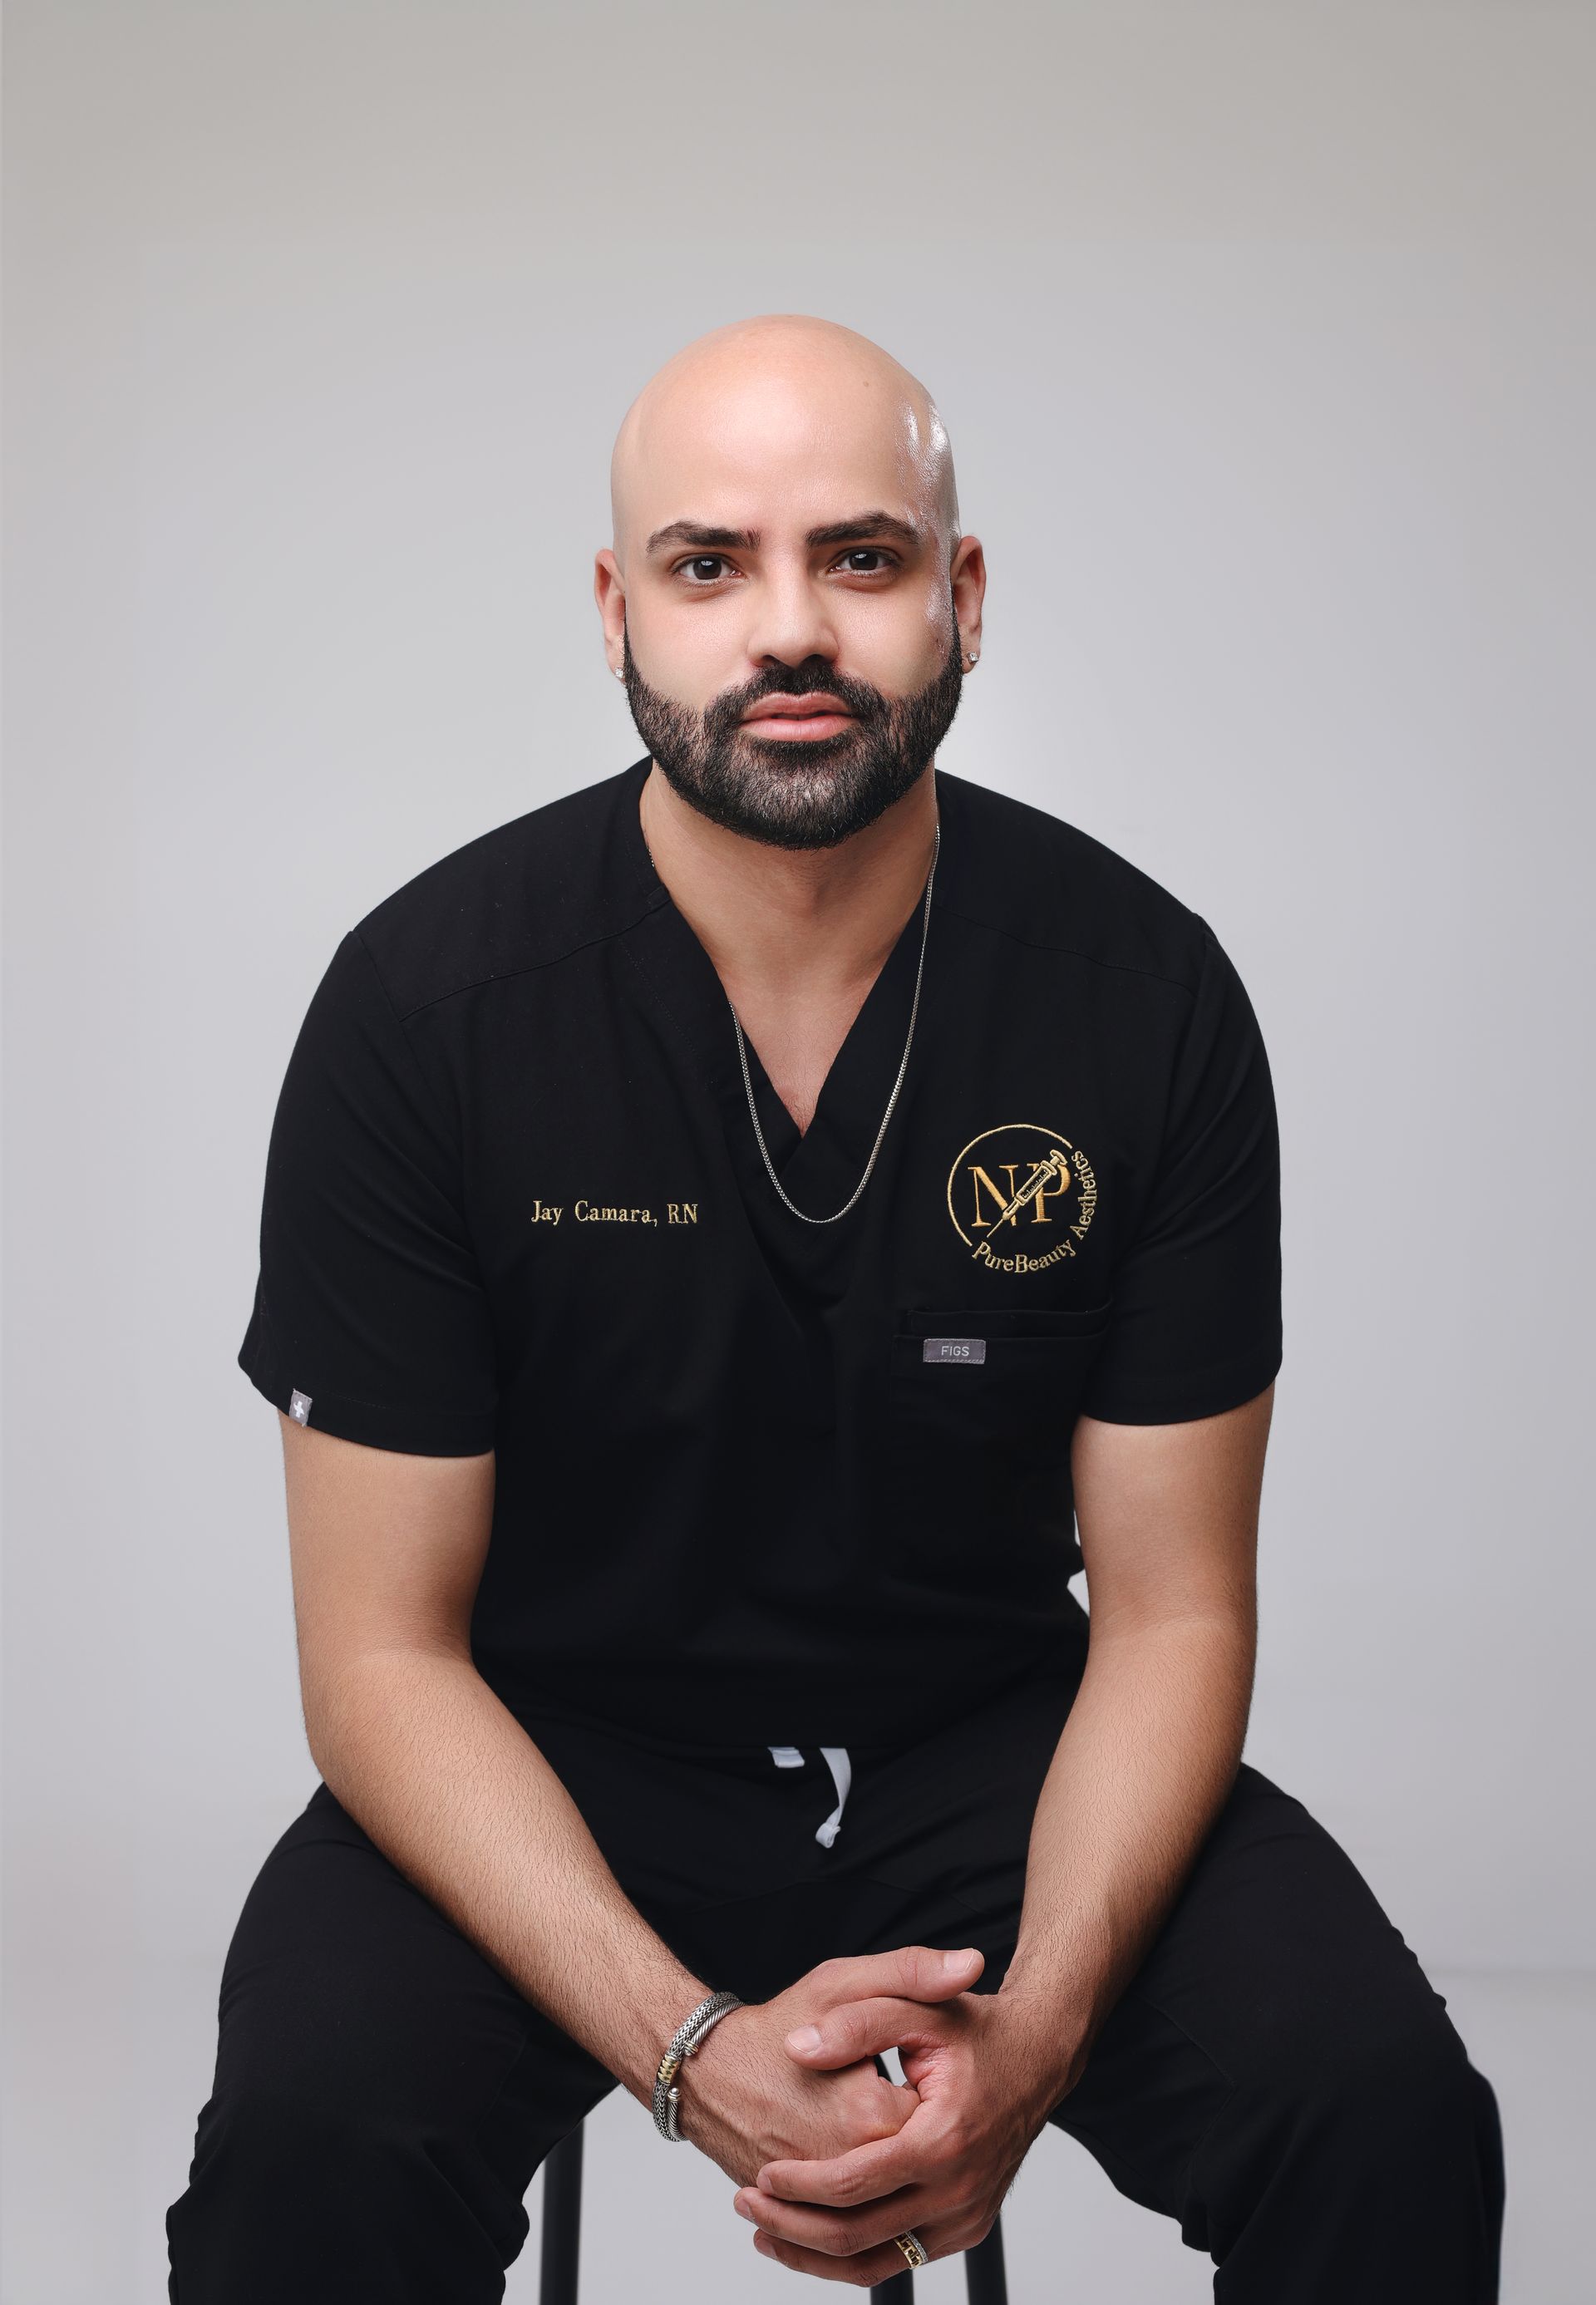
[{"xmin": 620, "ymin": 620, "xmax": 965, "ymax": 851}]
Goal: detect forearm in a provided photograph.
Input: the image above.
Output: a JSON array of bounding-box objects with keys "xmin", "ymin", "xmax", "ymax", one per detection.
[
  {"xmin": 305, "ymin": 1647, "xmax": 710, "ymax": 2107},
  {"xmin": 997, "ymin": 1613, "xmax": 1254, "ymax": 2092}
]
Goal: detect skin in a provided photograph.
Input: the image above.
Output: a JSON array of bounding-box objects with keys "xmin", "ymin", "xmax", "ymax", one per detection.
[
  {"xmin": 594, "ymin": 313, "xmax": 983, "ymax": 1133},
  {"xmin": 279, "ymin": 313, "xmax": 1276, "ymax": 2287}
]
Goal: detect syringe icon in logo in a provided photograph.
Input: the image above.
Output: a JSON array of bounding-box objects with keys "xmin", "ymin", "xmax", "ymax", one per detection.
[{"xmin": 971, "ymin": 1145, "xmax": 1072, "ymax": 1254}]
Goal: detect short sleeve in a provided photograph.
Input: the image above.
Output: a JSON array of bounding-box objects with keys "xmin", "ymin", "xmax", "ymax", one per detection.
[
  {"xmin": 236, "ymin": 928, "xmax": 499, "ymax": 1453},
  {"xmin": 1081, "ymin": 921, "xmax": 1283, "ymax": 1424}
]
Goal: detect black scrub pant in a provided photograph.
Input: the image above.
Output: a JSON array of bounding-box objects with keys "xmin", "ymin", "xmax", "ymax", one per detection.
[{"xmin": 165, "ymin": 1657, "xmax": 1505, "ymax": 2301}]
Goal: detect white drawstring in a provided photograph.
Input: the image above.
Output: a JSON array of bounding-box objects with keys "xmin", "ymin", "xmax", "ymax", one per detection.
[
  {"xmin": 768, "ymin": 1744, "xmax": 852, "ymax": 1846},
  {"xmin": 815, "ymin": 1746, "xmax": 852, "ymax": 1846}
]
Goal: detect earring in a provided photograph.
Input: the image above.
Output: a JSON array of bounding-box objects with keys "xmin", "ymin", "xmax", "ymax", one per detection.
[
  {"xmin": 967, "ymin": 650, "xmax": 978, "ymax": 667},
  {"xmin": 614, "ymin": 666, "xmax": 625, "ymax": 681}
]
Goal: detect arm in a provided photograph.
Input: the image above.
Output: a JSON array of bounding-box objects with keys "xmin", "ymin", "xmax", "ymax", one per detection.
[
  {"xmin": 278, "ymin": 1412, "xmax": 956, "ymax": 2180},
  {"xmin": 995, "ymin": 1382, "xmax": 1273, "ymax": 2093},
  {"xmin": 279, "ymin": 1411, "xmax": 715, "ymax": 2113},
  {"xmin": 736, "ymin": 1382, "xmax": 1274, "ymax": 2274}
]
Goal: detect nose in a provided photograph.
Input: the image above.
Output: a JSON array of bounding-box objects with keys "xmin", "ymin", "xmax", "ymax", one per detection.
[{"xmin": 741, "ymin": 555, "xmax": 841, "ymax": 673}]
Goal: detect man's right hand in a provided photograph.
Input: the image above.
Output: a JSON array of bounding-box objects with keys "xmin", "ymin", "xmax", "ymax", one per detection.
[{"xmin": 673, "ymin": 1945, "xmax": 986, "ymax": 2186}]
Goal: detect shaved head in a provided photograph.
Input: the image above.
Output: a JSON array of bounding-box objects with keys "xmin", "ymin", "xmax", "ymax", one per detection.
[
  {"xmin": 609, "ymin": 313, "xmax": 959, "ymax": 574},
  {"xmin": 594, "ymin": 313, "xmax": 983, "ymax": 850}
]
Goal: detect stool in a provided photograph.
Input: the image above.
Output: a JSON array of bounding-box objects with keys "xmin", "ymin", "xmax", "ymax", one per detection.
[{"xmin": 537, "ymin": 2116, "xmax": 1010, "ymax": 2302}]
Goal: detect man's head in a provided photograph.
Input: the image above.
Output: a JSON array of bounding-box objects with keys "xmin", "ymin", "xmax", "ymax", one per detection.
[{"xmin": 594, "ymin": 314, "xmax": 984, "ymax": 850}]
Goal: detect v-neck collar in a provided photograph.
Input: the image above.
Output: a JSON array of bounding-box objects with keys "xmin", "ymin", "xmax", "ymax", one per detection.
[{"xmin": 614, "ymin": 753, "xmax": 962, "ymax": 1218}]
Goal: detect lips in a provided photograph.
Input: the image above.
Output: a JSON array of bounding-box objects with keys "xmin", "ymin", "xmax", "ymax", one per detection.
[
  {"xmin": 741, "ymin": 694, "xmax": 858, "ymax": 741},
  {"xmin": 741, "ymin": 694, "xmax": 854, "ymax": 723}
]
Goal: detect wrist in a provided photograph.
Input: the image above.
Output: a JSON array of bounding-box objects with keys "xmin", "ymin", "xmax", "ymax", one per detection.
[
  {"xmin": 616, "ymin": 1971, "xmax": 718, "ymax": 2110},
  {"xmin": 650, "ymin": 1982, "xmax": 746, "ymax": 2139},
  {"xmin": 666, "ymin": 1996, "xmax": 752, "ymax": 2139},
  {"xmin": 993, "ymin": 1978, "xmax": 1096, "ymax": 2113}
]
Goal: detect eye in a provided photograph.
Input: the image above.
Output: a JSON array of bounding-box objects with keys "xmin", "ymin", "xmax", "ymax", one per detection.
[
  {"xmin": 834, "ymin": 549, "xmax": 896, "ymax": 574},
  {"xmin": 676, "ymin": 554, "xmax": 736, "ymax": 584}
]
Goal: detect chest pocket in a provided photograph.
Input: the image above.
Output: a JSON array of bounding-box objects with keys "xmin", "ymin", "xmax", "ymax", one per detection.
[{"xmin": 886, "ymin": 1301, "xmax": 1113, "ymax": 1549}]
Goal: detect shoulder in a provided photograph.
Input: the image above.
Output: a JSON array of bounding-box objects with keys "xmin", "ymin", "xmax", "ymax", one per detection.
[
  {"xmin": 937, "ymin": 769, "xmax": 1214, "ymax": 996},
  {"xmin": 348, "ymin": 761, "xmax": 655, "ymax": 1022}
]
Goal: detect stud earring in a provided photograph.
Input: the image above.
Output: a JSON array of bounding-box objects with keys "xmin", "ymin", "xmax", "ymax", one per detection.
[
  {"xmin": 614, "ymin": 666, "xmax": 625, "ymax": 681},
  {"xmin": 967, "ymin": 650, "xmax": 978, "ymax": 667}
]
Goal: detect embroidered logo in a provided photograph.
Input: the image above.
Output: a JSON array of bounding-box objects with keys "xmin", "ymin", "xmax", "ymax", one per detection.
[
  {"xmin": 944, "ymin": 1122, "xmax": 1099, "ymax": 1275},
  {"xmin": 288, "ymin": 1390, "xmax": 313, "ymax": 1424}
]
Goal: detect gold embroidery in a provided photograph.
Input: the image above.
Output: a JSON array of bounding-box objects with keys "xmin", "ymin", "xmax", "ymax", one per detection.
[{"xmin": 945, "ymin": 1123, "xmax": 1098, "ymax": 1273}]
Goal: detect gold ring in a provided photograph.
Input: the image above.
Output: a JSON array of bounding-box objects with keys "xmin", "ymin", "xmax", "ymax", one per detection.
[{"xmin": 892, "ymin": 2230, "xmax": 929, "ymax": 2268}]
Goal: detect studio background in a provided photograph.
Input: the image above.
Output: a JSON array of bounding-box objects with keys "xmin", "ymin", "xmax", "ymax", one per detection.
[{"xmin": 4, "ymin": 3, "xmax": 1590, "ymax": 2299}]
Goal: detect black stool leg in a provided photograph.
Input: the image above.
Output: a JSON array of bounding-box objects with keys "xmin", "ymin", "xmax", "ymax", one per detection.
[
  {"xmin": 964, "ymin": 2214, "xmax": 1008, "ymax": 2305},
  {"xmin": 539, "ymin": 2120, "xmax": 584, "ymax": 2305}
]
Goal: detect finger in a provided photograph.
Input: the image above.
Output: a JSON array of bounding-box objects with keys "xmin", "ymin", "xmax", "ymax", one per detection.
[
  {"xmin": 784, "ymin": 1992, "xmax": 964, "ymax": 2069},
  {"xmin": 755, "ymin": 2110, "xmax": 942, "ymax": 2207},
  {"xmin": 752, "ymin": 2224, "xmax": 943, "ymax": 2285},
  {"xmin": 738, "ymin": 2179, "xmax": 924, "ymax": 2256},
  {"xmin": 804, "ymin": 1944, "xmax": 983, "ymax": 2019}
]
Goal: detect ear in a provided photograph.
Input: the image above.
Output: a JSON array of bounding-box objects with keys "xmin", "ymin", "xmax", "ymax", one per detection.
[{"xmin": 594, "ymin": 547, "xmax": 628, "ymax": 678}]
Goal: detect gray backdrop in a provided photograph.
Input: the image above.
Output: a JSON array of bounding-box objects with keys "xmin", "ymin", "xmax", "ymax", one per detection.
[{"xmin": 5, "ymin": 3, "xmax": 1591, "ymax": 2299}]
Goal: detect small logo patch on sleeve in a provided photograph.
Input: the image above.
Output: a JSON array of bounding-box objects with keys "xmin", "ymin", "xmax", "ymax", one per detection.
[
  {"xmin": 288, "ymin": 1390, "xmax": 313, "ymax": 1424},
  {"xmin": 923, "ymin": 1337, "xmax": 987, "ymax": 1364}
]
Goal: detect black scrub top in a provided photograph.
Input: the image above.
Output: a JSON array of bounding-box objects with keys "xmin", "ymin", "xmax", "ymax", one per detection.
[{"xmin": 239, "ymin": 755, "xmax": 1282, "ymax": 1744}]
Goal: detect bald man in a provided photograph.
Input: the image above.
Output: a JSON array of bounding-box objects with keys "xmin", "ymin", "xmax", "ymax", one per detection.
[{"xmin": 166, "ymin": 315, "xmax": 1505, "ymax": 2302}]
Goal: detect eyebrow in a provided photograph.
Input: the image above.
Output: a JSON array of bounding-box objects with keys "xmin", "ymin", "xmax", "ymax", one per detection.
[{"xmin": 644, "ymin": 510, "xmax": 925, "ymax": 558}]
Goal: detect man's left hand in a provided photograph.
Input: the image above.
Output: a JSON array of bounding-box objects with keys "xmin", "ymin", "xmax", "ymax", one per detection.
[{"xmin": 730, "ymin": 1964, "xmax": 1086, "ymax": 2283}]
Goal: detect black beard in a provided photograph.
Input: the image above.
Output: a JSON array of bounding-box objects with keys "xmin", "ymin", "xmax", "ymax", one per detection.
[{"xmin": 620, "ymin": 622, "xmax": 965, "ymax": 851}]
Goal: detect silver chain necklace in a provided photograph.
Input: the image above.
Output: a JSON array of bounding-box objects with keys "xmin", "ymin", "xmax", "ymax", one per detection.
[{"xmin": 727, "ymin": 822, "xmax": 940, "ymax": 1224}]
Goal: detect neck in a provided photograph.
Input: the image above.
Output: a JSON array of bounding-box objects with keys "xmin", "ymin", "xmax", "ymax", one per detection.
[{"xmin": 636, "ymin": 762, "xmax": 940, "ymax": 1004}]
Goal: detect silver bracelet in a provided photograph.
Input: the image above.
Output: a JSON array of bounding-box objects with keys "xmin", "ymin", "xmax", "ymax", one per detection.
[{"xmin": 652, "ymin": 1989, "xmax": 745, "ymax": 2142}]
